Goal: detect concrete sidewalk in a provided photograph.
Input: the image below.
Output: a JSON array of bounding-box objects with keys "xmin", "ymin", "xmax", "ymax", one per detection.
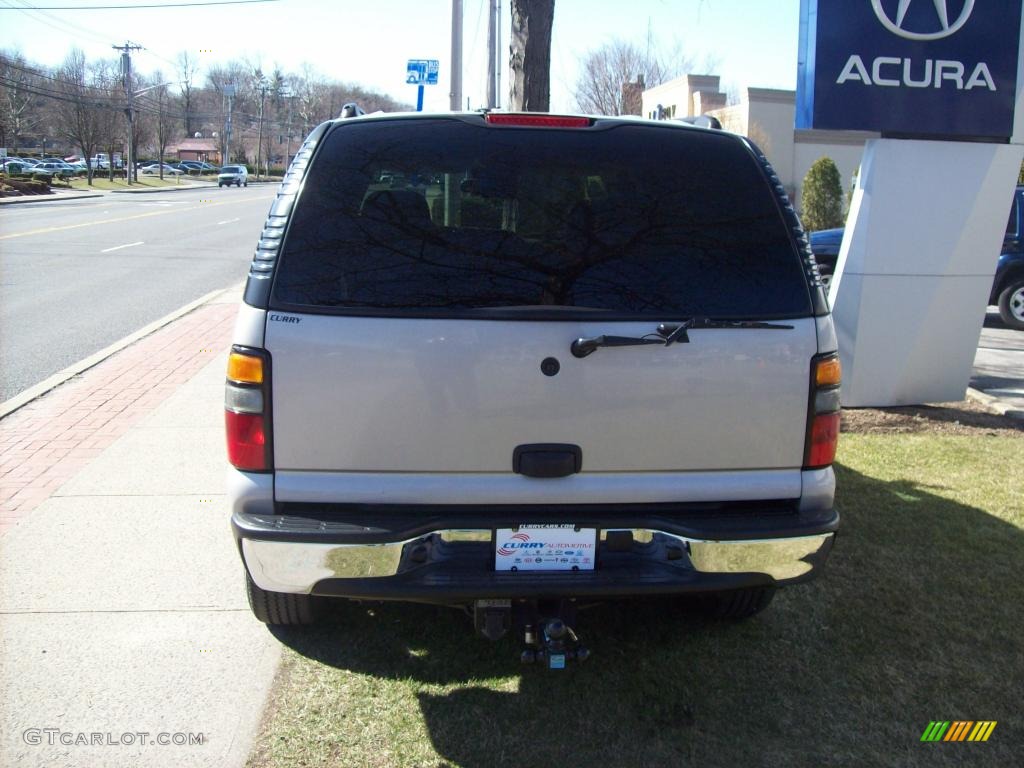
[
  {"xmin": 0, "ymin": 286, "xmax": 278, "ymax": 768},
  {"xmin": 971, "ymin": 314, "xmax": 1024, "ymax": 417}
]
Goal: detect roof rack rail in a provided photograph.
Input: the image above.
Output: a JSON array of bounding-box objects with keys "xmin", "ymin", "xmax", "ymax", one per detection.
[{"xmin": 339, "ymin": 103, "xmax": 365, "ymax": 119}]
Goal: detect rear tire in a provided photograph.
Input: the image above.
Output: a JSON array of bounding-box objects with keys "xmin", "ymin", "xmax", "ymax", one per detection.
[
  {"xmin": 245, "ymin": 571, "xmax": 322, "ymax": 625},
  {"xmin": 703, "ymin": 586, "xmax": 776, "ymax": 619},
  {"xmin": 997, "ymin": 279, "xmax": 1024, "ymax": 330}
]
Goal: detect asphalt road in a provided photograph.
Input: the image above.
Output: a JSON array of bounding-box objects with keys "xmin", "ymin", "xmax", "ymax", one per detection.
[{"xmin": 0, "ymin": 185, "xmax": 277, "ymax": 401}]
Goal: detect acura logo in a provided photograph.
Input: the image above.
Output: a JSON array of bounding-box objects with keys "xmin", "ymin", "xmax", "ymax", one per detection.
[{"xmin": 871, "ymin": 0, "xmax": 975, "ymax": 40}]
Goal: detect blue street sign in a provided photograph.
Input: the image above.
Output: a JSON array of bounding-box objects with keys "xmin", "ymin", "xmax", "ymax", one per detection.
[
  {"xmin": 796, "ymin": 0, "xmax": 1021, "ymax": 141},
  {"xmin": 406, "ymin": 59, "xmax": 440, "ymax": 86}
]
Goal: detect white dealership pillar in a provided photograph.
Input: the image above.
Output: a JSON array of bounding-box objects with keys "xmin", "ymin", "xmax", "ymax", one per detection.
[{"xmin": 828, "ymin": 139, "xmax": 1024, "ymax": 407}]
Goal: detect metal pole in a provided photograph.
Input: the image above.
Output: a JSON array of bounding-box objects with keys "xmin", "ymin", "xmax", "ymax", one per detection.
[
  {"xmin": 450, "ymin": 0, "xmax": 463, "ymax": 111},
  {"xmin": 486, "ymin": 0, "xmax": 496, "ymax": 109},
  {"xmin": 417, "ymin": 85, "xmax": 425, "ymax": 112},
  {"xmin": 496, "ymin": 1, "xmax": 502, "ymax": 109},
  {"xmin": 283, "ymin": 94, "xmax": 294, "ymax": 169},
  {"xmin": 224, "ymin": 83, "xmax": 236, "ymax": 166}
]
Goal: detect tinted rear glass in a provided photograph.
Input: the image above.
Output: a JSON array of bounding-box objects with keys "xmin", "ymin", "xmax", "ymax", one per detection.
[{"xmin": 272, "ymin": 118, "xmax": 810, "ymax": 318}]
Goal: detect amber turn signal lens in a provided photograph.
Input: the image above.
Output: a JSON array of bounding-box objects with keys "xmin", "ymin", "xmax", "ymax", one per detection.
[
  {"xmin": 815, "ymin": 357, "xmax": 842, "ymax": 387},
  {"xmin": 227, "ymin": 352, "xmax": 264, "ymax": 384}
]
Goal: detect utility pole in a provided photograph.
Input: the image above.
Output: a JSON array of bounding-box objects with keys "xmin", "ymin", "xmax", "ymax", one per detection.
[
  {"xmin": 450, "ymin": 0, "xmax": 463, "ymax": 111},
  {"xmin": 223, "ymin": 83, "xmax": 236, "ymax": 165},
  {"xmin": 496, "ymin": 0, "xmax": 502, "ymax": 108},
  {"xmin": 282, "ymin": 91, "xmax": 295, "ymax": 170},
  {"xmin": 113, "ymin": 41, "xmax": 142, "ymax": 184},
  {"xmin": 486, "ymin": 0, "xmax": 497, "ymax": 108},
  {"xmin": 255, "ymin": 76, "xmax": 268, "ymax": 182}
]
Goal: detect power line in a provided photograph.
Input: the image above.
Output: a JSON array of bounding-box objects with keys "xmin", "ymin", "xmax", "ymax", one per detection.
[
  {"xmin": 1, "ymin": 0, "xmax": 112, "ymax": 44},
  {"xmin": 0, "ymin": 0, "xmax": 279, "ymax": 8}
]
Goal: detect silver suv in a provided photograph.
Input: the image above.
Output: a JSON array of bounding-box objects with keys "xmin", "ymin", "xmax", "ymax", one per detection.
[{"xmin": 225, "ymin": 112, "xmax": 840, "ymax": 663}]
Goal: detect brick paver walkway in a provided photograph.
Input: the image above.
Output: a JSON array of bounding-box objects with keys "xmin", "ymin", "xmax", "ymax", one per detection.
[{"xmin": 0, "ymin": 302, "xmax": 237, "ymax": 535}]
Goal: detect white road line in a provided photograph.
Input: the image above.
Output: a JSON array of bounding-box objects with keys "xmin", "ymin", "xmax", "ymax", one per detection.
[
  {"xmin": 217, "ymin": 217, "xmax": 241, "ymax": 225},
  {"xmin": 100, "ymin": 240, "xmax": 144, "ymax": 253}
]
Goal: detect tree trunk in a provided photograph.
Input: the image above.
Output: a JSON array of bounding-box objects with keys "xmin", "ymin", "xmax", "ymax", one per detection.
[{"xmin": 508, "ymin": 0, "xmax": 555, "ymax": 112}]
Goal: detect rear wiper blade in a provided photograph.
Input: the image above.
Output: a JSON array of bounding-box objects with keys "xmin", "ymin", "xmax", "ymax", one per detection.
[
  {"xmin": 570, "ymin": 317, "xmax": 794, "ymax": 358},
  {"xmin": 570, "ymin": 334, "xmax": 664, "ymax": 358}
]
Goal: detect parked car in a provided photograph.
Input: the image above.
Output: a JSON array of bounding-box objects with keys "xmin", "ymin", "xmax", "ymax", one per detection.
[
  {"xmin": 225, "ymin": 111, "xmax": 841, "ymax": 664},
  {"xmin": 32, "ymin": 161, "xmax": 76, "ymax": 178},
  {"xmin": 1, "ymin": 158, "xmax": 35, "ymax": 174},
  {"xmin": 140, "ymin": 163, "xmax": 183, "ymax": 176},
  {"xmin": 809, "ymin": 185, "xmax": 1024, "ymax": 330},
  {"xmin": 217, "ymin": 164, "xmax": 248, "ymax": 187}
]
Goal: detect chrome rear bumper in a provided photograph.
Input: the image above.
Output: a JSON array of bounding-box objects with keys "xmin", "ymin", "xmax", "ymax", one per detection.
[{"xmin": 237, "ymin": 517, "xmax": 835, "ymax": 597}]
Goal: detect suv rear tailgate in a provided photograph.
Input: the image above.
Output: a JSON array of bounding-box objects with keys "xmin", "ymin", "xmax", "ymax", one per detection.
[{"xmin": 266, "ymin": 315, "xmax": 816, "ymax": 481}]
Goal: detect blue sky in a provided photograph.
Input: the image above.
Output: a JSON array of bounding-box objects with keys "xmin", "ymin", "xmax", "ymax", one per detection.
[{"xmin": 0, "ymin": 0, "xmax": 800, "ymax": 111}]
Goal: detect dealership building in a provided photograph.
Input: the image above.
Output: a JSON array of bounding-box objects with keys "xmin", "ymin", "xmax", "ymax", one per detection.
[{"xmin": 641, "ymin": 74, "xmax": 877, "ymax": 211}]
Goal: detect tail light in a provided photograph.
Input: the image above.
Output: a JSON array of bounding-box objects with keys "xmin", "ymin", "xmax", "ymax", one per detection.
[
  {"xmin": 804, "ymin": 353, "xmax": 841, "ymax": 469},
  {"xmin": 225, "ymin": 347, "xmax": 272, "ymax": 472}
]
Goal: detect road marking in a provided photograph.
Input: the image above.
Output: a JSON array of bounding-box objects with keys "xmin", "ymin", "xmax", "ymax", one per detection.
[
  {"xmin": 100, "ymin": 240, "xmax": 144, "ymax": 253},
  {"xmin": 0, "ymin": 194, "xmax": 270, "ymax": 241},
  {"xmin": 217, "ymin": 218, "xmax": 240, "ymax": 225}
]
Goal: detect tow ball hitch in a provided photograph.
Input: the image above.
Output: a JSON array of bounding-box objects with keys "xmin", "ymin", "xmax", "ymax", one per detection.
[
  {"xmin": 474, "ymin": 599, "xmax": 589, "ymax": 669},
  {"xmin": 521, "ymin": 618, "xmax": 589, "ymax": 669}
]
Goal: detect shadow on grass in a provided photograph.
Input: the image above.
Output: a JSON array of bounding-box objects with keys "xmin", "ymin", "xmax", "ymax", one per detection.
[{"xmin": 270, "ymin": 465, "xmax": 1023, "ymax": 766}]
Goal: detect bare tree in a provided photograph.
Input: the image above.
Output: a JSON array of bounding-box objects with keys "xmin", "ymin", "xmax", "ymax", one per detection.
[
  {"xmin": 145, "ymin": 72, "xmax": 180, "ymax": 179},
  {"xmin": 91, "ymin": 58, "xmax": 124, "ymax": 180},
  {"xmin": 53, "ymin": 50, "xmax": 106, "ymax": 184},
  {"xmin": 289, "ymin": 64, "xmax": 327, "ymax": 137},
  {"xmin": 574, "ymin": 38, "xmax": 696, "ymax": 116},
  {"xmin": 508, "ymin": 0, "xmax": 555, "ymax": 111},
  {"xmin": 176, "ymin": 50, "xmax": 198, "ymax": 136},
  {"xmin": 0, "ymin": 53, "xmax": 44, "ymax": 152}
]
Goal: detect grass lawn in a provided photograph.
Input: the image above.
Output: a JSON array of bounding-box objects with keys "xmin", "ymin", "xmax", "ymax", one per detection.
[
  {"xmin": 66, "ymin": 175, "xmax": 201, "ymax": 191},
  {"xmin": 247, "ymin": 417, "xmax": 1023, "ymax": 767}
]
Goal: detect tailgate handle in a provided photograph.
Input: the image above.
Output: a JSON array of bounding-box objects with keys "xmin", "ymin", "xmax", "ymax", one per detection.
[{"xmin": 513, "ymin": 444, "xmax": 582, "ymax": 478}]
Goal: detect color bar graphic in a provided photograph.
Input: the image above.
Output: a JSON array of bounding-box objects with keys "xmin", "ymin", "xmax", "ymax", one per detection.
[{"xmin": 921, "ymin": 721, "xmax": 996, "ymax": 742}]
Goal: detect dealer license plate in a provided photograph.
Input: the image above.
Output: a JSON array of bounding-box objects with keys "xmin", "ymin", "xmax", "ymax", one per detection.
[{"xmin": 494, "ymin": 525, "xmax": 597, "ymax": 572}]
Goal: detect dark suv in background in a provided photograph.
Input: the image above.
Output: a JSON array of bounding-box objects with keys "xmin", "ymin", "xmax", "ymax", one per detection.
[{"xmin": 809, "ymin": 185, "xmax": 1024, "ymax": 330}]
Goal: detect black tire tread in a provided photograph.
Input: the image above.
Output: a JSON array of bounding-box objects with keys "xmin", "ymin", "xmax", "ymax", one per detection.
[
  {"xmin": 997, "ymin": 279, "xmax": 1024, "ymax": 330},
  {"xmin": 245, "ymin": 572, "xmax": 320, "ymax": 625}
]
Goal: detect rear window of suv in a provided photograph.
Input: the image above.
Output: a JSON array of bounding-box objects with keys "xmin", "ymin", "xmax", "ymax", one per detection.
[{"xmin": 271, "ymin": 118, "xmax": 811, "ymax": 319}]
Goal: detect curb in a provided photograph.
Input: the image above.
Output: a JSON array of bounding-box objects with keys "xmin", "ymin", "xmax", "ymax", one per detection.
[
  {"xmin": 965, "ymin": 386, "xmax": 1024, "ymax": 420},
  {"xmin": 0, "ymin": 192, "xmax": 105, "ymax": 206},
  {"xmin": 109, "ymin": 181, "xmax": 218, "ymax": 193},
  {"xmin": 0, "ymin": 285, "xmax": 235, "ymax": 420}
]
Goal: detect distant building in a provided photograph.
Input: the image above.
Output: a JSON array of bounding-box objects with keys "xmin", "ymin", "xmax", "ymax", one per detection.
[
  {"xmin": 620, "ymin": 74, "xmax": 646, "ymax": 116},
  {"xmin": 170, "ymin": 138, "xmax": 221, "ymax": 164},
  {"xmin": 641, "ymin": 74, "xmax": 876, "ymax": 212}
]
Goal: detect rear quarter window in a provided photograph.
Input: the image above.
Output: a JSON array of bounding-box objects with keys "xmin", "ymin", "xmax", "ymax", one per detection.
[{"xmin": 272, "ymin": 118, "xmax": 811, "ymax": 319}]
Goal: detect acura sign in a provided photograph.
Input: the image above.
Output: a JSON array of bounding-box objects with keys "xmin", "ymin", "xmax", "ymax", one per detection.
[{"xmin": 797, "ymin": 0, "xmax": 1021, "ymax": 139}]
